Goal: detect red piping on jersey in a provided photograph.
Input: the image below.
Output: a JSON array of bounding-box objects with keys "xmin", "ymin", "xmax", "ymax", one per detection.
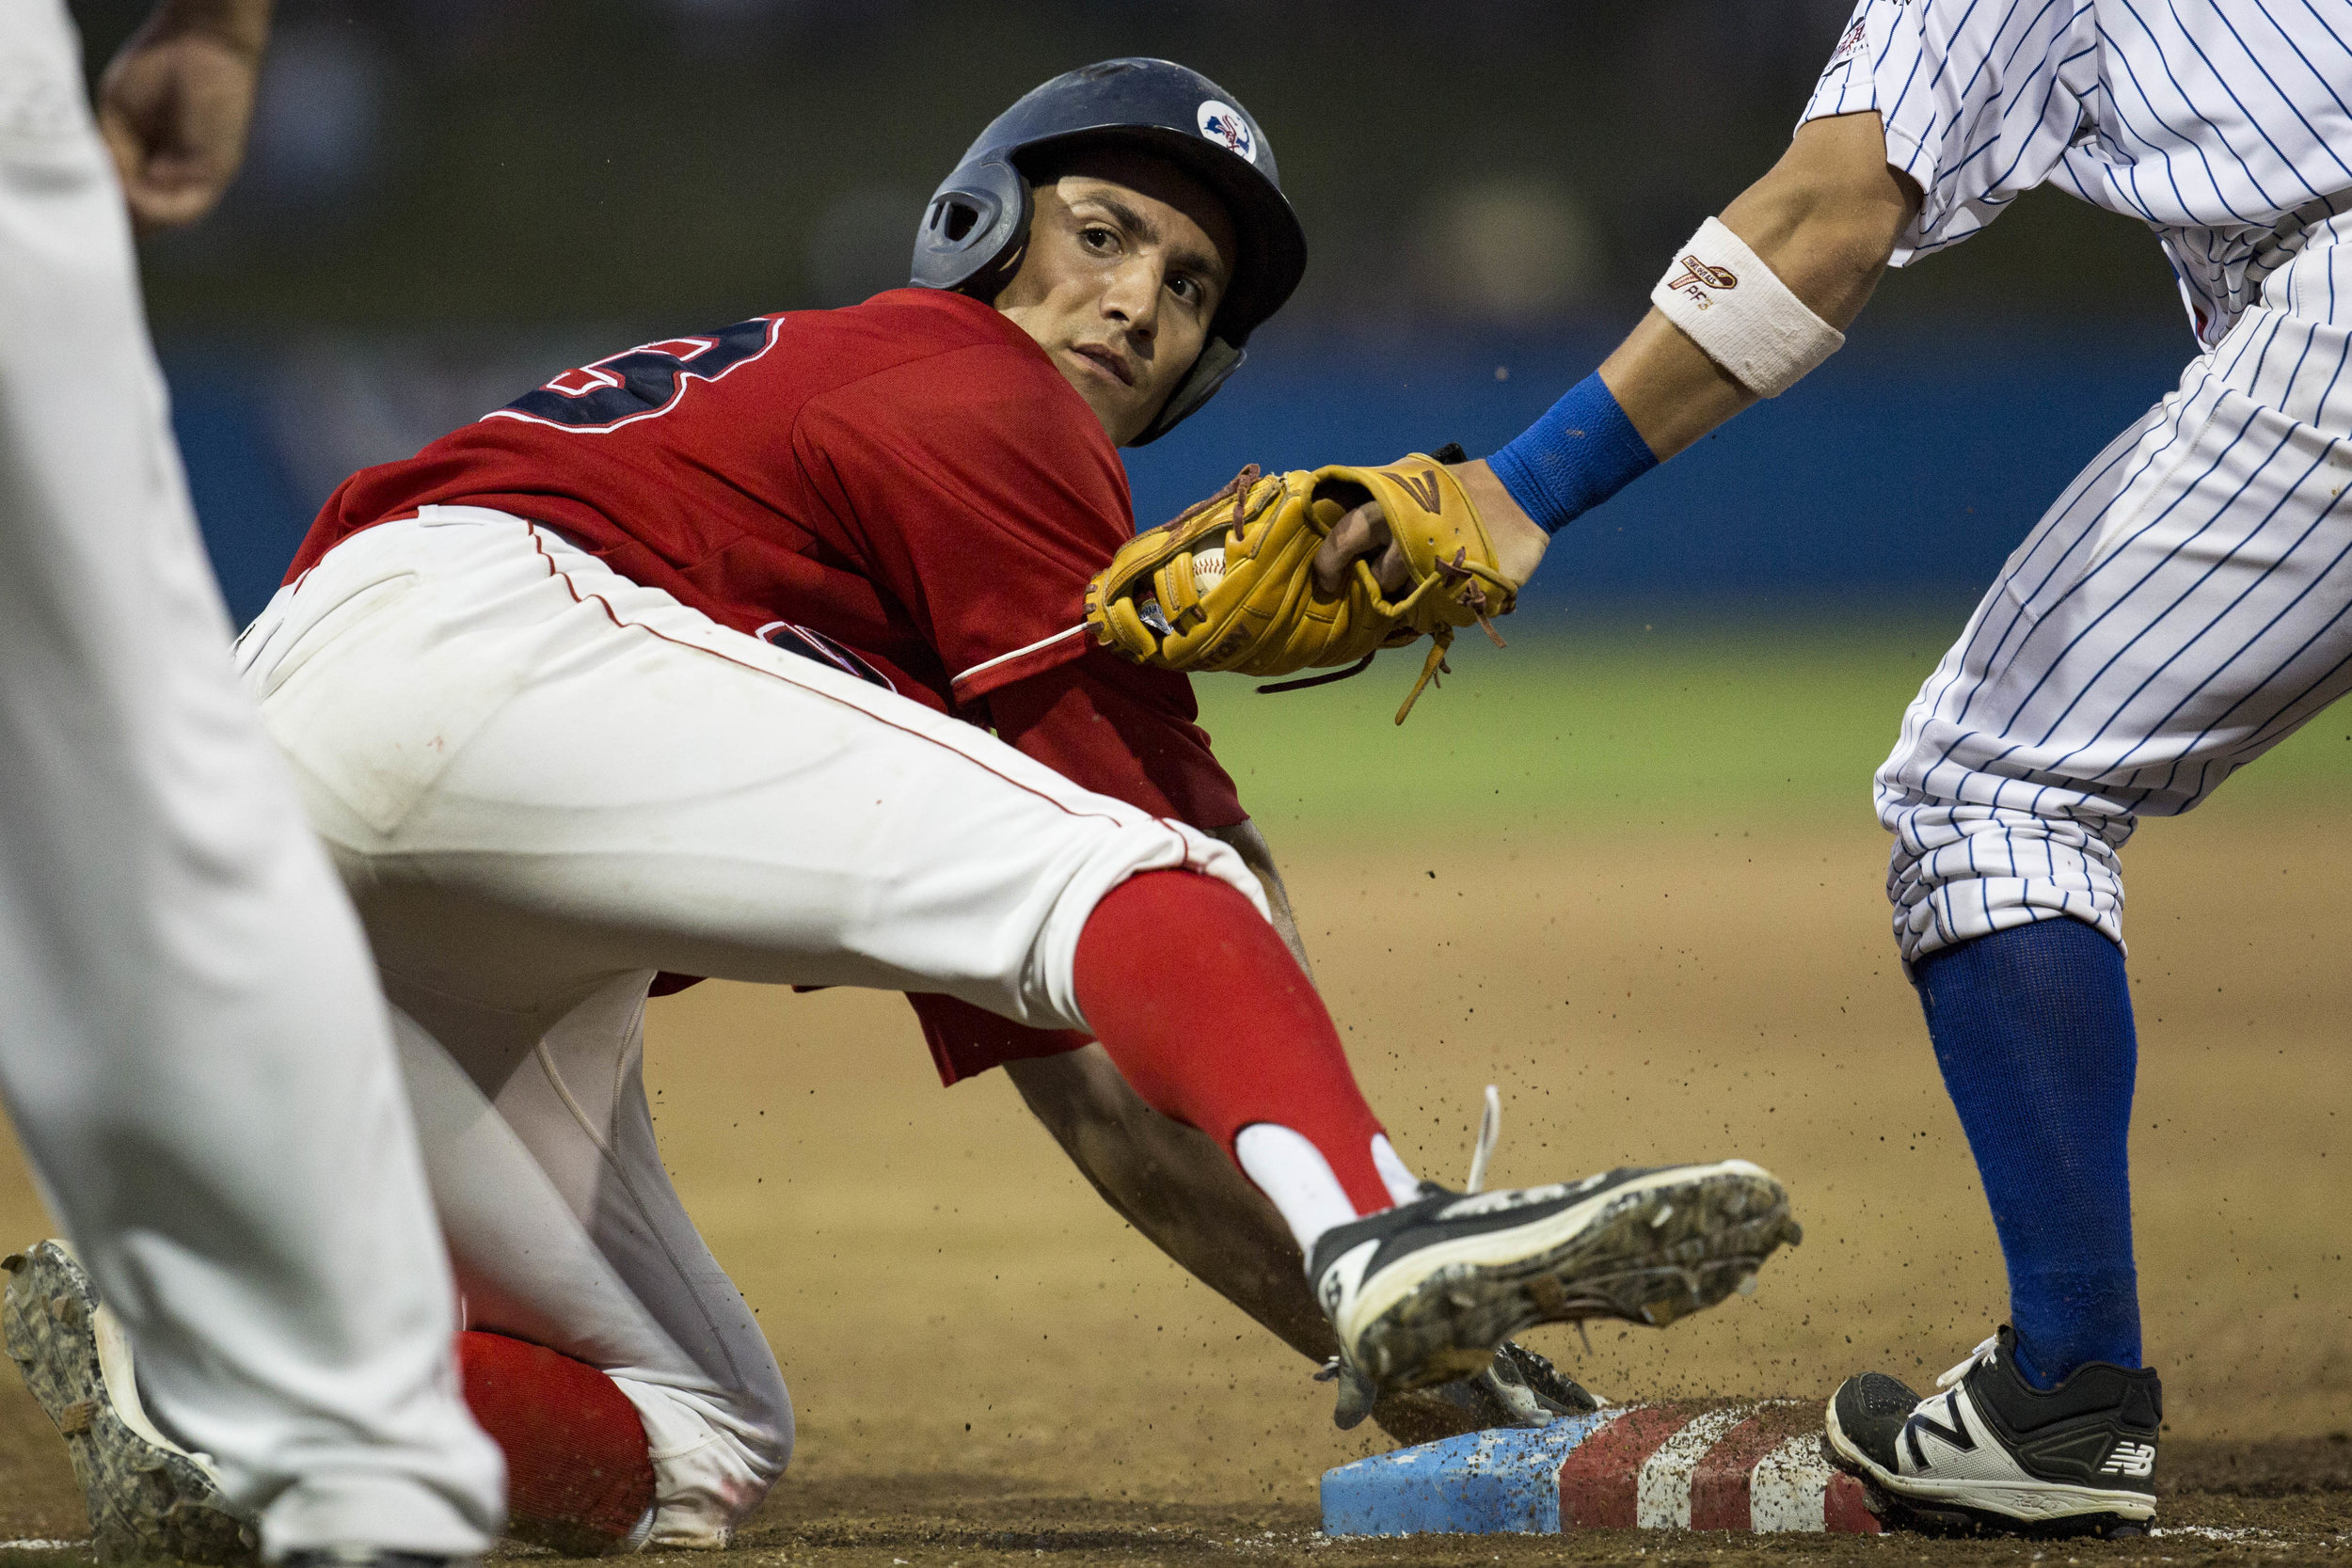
[{"xmin": 520, "ymin": 526, "xmax": 1136, "ymax": 831}]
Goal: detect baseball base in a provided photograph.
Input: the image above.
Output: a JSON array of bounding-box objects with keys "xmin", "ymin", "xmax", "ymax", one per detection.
[{"xmin": 1322, "ymin": 1398, "xmax": 1882, "ymax": 1536}]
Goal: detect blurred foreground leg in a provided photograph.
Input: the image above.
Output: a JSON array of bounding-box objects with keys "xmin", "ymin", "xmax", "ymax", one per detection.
[{"xmin": 0, "ymin": 0, "xmax": 500, "ymax": 1556}]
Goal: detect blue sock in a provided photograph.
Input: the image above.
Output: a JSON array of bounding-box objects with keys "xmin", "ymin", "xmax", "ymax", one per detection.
[
  {"xmin": 1487, "ymin": 372, "xmax": 1658, "ymax": 534},
  {"xmin": 1912, "ymin": 919, "xmax": 2142, "ymax": 1388}
]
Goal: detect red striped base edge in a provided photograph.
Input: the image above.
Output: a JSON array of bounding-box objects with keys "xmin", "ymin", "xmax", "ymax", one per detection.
[
  {"xmin": 1558, "ymin": 1400, "xmax": 1882, "ymax": 1532},
  {"xmin": 1321, "ymin": 1398, "xmax": 1883, "ymax": 1536}
]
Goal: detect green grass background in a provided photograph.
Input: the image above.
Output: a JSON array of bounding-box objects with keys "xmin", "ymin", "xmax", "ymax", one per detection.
[{"xmin": 1193, "ymin": 618, "xmax": 2352, "ymax": 842}]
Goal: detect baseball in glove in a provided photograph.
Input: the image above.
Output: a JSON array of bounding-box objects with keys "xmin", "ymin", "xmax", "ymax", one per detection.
[{"xmin": 1082, "ymin": 446, "xmax": 1518, "ymax": 723}]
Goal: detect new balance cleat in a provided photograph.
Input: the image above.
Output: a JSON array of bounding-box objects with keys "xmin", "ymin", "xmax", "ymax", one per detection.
[
  {"xmin": 1825, "ymin": 1326, "xmax": 2159, "ymax": 1537},
  {"xmin": 1307, "ymin": 1160, "xmax": 1799, "ymax": 1397},
  {"xmin": 2, "ymin": 1241, "xmax": 257, "ymax": 1563}
]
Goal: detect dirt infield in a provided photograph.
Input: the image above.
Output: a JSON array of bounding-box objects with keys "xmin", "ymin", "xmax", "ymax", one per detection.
[{"xmin": 0, "ymin": 795, "xmax": 2341, "ymax": 1562}]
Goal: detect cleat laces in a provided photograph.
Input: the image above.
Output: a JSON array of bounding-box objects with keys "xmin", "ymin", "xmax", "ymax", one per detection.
[
  {"xmin": 1935, "ymin": 1335, "xmax": 2002, "ymax": 1391},
  {"xmin": 1314, "ymin": 1084, "xmax": 1518, "ymax": 1413},
  {"xmin": 1463, "ymin": 1084, "xmax": 1502, "ymax": 1194},
  {"xmin": 1454, "ymin": 1085, "xmax": 1596, "ymax": 1355}
]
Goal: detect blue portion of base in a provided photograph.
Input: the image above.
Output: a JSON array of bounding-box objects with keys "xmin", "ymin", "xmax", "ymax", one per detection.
[{"xmin": 1319, "ymin": 1413, "xmax": 1617, "ymax": 1537}]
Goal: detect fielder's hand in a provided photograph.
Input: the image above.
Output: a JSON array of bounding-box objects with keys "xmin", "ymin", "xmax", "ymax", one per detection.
[
  {"xmin": 1327, "ymin": 1339, "xmax": 1601, "ymax": 1441},
  {"xmin": 1084, "ymin": 449, "xmax": 1521, "ymax": 723},
  {"xmin": 1312, "ymin": 455, "xmax": 1551, "ymax": 603},
  {"xmin": 99, "ymin": 0, "xmax": 273, "ymax": 230}
]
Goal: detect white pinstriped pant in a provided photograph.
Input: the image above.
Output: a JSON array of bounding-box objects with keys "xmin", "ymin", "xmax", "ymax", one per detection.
[{"xmin": 1879, "ymin": 221, "xmax": 2352, "ymax": 965}]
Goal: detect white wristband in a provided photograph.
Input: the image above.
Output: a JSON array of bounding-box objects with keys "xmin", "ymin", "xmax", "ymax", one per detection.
[{"xmin": 1650, "ymin": 216, "xmax": 1845, "ymax": 398}]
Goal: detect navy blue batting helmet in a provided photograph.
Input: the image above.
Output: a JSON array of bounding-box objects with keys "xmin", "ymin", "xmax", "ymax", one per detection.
[{"xmin": 910, "ymin": 57, "xmax": 1307, "ymax": 444}]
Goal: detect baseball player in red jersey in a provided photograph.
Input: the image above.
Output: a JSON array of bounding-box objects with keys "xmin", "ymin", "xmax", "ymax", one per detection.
[{"xmin": 215, "ymin": 61, "xmax": 1799, "ymax": 1550}]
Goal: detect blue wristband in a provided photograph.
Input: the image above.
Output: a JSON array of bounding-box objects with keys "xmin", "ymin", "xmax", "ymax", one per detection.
[{"xmin": 1487, "ymin": 372, "xmax": 1659, "ymax": 535}]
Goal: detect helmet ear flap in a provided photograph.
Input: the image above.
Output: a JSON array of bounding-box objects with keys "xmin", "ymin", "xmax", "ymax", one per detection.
[
  {"xmin": 1127, "ymin": 337, "xmax": 1244, "ymax": 446},
  {"xmin": 911, "ymin": 158, "xmax": 1031, "ymax": 298}
]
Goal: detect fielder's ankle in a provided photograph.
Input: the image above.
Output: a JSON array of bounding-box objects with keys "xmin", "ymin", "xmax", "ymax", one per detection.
[{"xmin": 1914, "ymin": 919, "xmax": 2142, "ymax": 1387}]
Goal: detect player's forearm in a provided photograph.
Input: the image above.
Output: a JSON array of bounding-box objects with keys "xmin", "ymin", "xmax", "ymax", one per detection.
[
  {"xmin": 1005, "ymin": 1047, "xmax": 1339, "ymax": 1362},
  {"xmin": 1718, "ymin": 113, "xmax": 1915, "ymax": 329},
  {"xmin": 1461, "ymin": 113, "xmax": 1918, "ymax": 573},
  {"xmin": 1598, "ymin": 114, "xmax": 1915, "ymax": 462},
  {"xmin": 1009, "ymin": 1047, "xmax": 1556, "ymax": 1446}
]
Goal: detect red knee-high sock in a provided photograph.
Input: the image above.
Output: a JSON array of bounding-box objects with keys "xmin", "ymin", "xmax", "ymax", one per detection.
[
  {"xmin": 1073, "ymin": 868, "xmax": 1392, "ymax": 1214},
  {"xmin": 458, "ymin": 1330, "xmax": 656, "ymax": 1554}
]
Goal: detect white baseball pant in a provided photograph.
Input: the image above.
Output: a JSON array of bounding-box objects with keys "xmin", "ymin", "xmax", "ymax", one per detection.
[
  {"xmin": 235, "ymin": 508, "xmax": 1262, "ymax": 1544},
  {"xmin": 0, "ymin": 0, "xmax": 501, "ymax": 1554},
  {"xmin": 1879, "ymin": 212, "xmax": 2352, "ymax": 965}
]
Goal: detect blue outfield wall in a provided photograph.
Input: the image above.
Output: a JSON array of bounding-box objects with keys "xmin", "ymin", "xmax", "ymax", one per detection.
[
  {"xmin": 1123, "ymin": 322, "xmax": 2191, "ymax": 624},
  {"xmin": 167, "ymin": 356, "xmax": 320, "ymax": 625},
  {"xmin": 167, "ymin": 321, "xmax": 2193, "ymax": 630}
]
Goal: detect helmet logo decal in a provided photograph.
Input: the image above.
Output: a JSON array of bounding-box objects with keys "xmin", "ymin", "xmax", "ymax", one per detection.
[{"xmin": 1197, "ymin": 100, "xmax": 1256, "ymax": 163}]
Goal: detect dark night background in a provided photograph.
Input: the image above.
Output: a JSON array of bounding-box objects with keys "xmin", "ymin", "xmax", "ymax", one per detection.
[{"xmin": 72, "ymin": 0, "xmax": 2198, "ymax": 627}]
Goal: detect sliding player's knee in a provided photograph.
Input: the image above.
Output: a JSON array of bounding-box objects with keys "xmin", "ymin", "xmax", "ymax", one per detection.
[
  {"xmin": 451, "ymin": 1329, "xmax": 792, "ymax": 1552},
  {"xmin": 1016, "ymin": 819, "xmax": 1266, "ymax": 1028}
]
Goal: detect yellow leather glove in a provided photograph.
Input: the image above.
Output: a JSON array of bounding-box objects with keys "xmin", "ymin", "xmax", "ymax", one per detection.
[{"xmin": 1083, "ymin": 452, "xmax": 1516, "ymax": 723}]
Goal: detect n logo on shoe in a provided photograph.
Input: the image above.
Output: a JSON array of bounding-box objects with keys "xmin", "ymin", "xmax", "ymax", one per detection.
[
  {"xmin": 2099, "ymin": 1441, "xmax": 2156, "ymax": 1479},
  {"xmin": 1901, "ymin": 1393, "xmax": 1976, "ymax": 1471}
]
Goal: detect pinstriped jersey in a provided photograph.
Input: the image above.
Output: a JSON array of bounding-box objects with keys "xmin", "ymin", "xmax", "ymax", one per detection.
[{"xmin": 1804, "ymin": 0, "xmax": 2352, "ymax": 344}]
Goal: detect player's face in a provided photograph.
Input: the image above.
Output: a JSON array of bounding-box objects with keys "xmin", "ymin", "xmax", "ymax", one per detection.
[{"xmin": 994, "ymin": 153, "xmax": 1236, "ymax": 445}]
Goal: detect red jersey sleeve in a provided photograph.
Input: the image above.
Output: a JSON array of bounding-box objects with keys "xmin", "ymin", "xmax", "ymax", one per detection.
[{"xmin": 790, "ymin": 340, "xmax": 1131, "ymax": 706}]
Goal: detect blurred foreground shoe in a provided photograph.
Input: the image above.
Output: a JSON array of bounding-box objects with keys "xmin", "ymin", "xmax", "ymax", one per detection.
[
  {"xmin": 1825, "ymin": 1326, "xmax": 2159, "ymax": 1537},
  {"xmin": 1308, "ymin": 1158, "xmax": 1800, "ymax": 1401},
  {"xmin": 2, "ymin": 1240, "xmax": 257, "ymax": 1563}
]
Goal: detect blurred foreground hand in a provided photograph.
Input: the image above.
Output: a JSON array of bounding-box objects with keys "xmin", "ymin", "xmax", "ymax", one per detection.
[{"xmin": 97, "ymin": 0, "xmax": 272, "ymax": 230}]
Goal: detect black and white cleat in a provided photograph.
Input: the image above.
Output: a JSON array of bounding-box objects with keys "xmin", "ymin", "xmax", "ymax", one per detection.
[
  {"xmin": 1825, "ymin": 1326, "xmax": 2159, "ymax": 1538},
  {"xmin": 1308, "ymin": 1159, "xmax": 1800, "ymax": 1398}
]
